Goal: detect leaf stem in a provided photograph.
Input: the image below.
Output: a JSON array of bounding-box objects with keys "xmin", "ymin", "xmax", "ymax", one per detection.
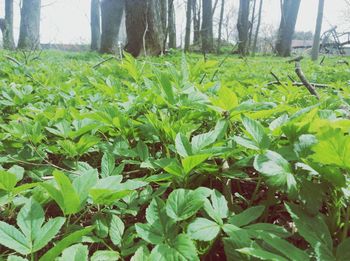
[{"xmin": 342, "ymin": 206, "xmax": 350, "ymax": 242}]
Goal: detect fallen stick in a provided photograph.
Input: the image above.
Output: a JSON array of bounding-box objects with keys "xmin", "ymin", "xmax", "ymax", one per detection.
[
  {"xmin": 267, "ymin": 80, "xmax": 329, "ymax": 89},
  {"xmin": 288, "ymin": 56, "xmax": 320, "ymax": 99},
  {"xmin": 92, "ymin": 56, "xmax": 116, "ymax": 69}
]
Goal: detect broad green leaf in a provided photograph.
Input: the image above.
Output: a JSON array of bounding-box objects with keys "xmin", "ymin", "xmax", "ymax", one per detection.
[
  {"xmin": 211, "ymin": 86, "xmax": 238, "ymax": 111},
  {"xmin": 149, "ymin": 234, "xmax": 199, "ymax": 261},
  {"xmin": 40, "ymin": 182, "xmax": 65, "ymax": 213},
  {"xmin": 203, "ymin": 190, "xmax": 228, "ymax": 224},
  {"xmin": 0, "ymin": 221, "xmax": 30, "ymax": 255},
  {"xmin": 209, "ymin": 190, "xmax": 229, "ymax": 219},
  {"xmin": 191, "ymin": 120, "xmax": 227, "ymax": 153},
  {"xmin": 261, "ymin": 234, "xmax": 310, "ymax": 261},
  {"xmin": 187, "ymin": 218, "xmax": 220, "ymax": 241},
  {"xmin": 336, "ymin": 238, "xmax": 350, "ymax": 261},
  {"xmin": 285, "ymin": 203, "xmax": 333, "ymax": 256},
  {"xmin": 59, "ymin": 244, "xmax": 88, "ymax": 261},
  {"xmin": 135, "ymin": 223, "xmax": 164, "ymax": 244},
  {"xmin": 33, "ymin": 217, "xmax": 66, "ymax": 252},
  {"xmin": 72, "ymin": 170, "xmax": 98, "ymax": 204},
  {"xmin": 0, "ymin": 170, "xmax": 17, "ymax": 192},
  {"xmin": 17, "ymin": 198, "xmax": 44, "ymax": 242},
  {"xmin": 89, "ymin": 189, "xmax": 131, "ymax": 205},
  {"xmin": 237, "ymin": 247, "xmax": 288, "ymax": 261},
  {"xmin": 101, "ymin": 152, "xmax": 116, "ymax": 178},
  {"xmin": 39, "ymin": 226, "xmax": 94, "ymax": 261},
  {"xmin": 166, "ymin": 189, "xmax": 204, "ymax": 221},
  {"xmin": 7, "ymin": 256, "xmax": 28, "ymax": 261},
  {"xmin": 254, "ymin": 150, "xmax": 296, "ymax": 194},
  {"xmin": 7, "ymin": 165, "xmax": 25, "ymax": 181},
  {"xmin": 50, "ymin": 170, "xmax": 81, "ymax": 215},
  {"xmin": 164, "ymin": 160, "xmax": 184, "ymax": 177},
  {"xmin": 131, "ymin": 246, "xmax": 150, "ymax": 261},
  {"xmin": 90, "ymin": 250, "xmax": 120, "ymax": 261},
  {"xmin": 109, "ymin": 215, "xmax": 124, "ymax": 246},
  {"xmin": 136, "ymin": 141, "xmax": 149, "ymax": 161},
  {"xmin": 175, "ymin": 133, "xmax": 192, "ymax": 157},
  {"xmin": 245, "ymin": 223, "xmax": 291, "ymax": 238},
  {"xmin": 311, "ymin": 128, "xmax": 350, "ymax": 170},
  {"xmin": 228, "ymin": 205, "xmax": 265, "ymax": 227},
  {"xmin": 241, "ymin": 115, "xmax": 270, "ymax": 150},
  {"xmin": 233, "ymin": 136, "xmax": 259, "ymax": 150},
  {"xmin": 181, "ymin": 154, "xmax": 210, "ymax": 175}
]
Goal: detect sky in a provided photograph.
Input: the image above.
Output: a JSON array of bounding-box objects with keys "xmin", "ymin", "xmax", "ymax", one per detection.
[{"xmin": 0, "ymin": 0, "xmax": 349, "ymax": 44}]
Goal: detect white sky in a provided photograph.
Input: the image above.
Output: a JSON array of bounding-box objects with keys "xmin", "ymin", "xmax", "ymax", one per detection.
[{"xmin": 0, "ymin": 0, "xmax": 349, "ymax": 44}]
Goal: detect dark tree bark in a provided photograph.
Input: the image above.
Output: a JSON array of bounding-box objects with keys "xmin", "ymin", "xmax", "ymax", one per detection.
[
  {"xmin": 275, "ymin": 0, "xmax": 301, "ymax": 57},
  {"xmin": 184, "ymin": 0, "xmax": 192, "ymax": 52},
  {"xmin": 192, "ymin": 0, "xmax": 201, "ymax": 45},
  {"xmin": 311, "ymin": 0, "xmax": 325, "ymax": 61},
  {"xmin": 168, "ymin": 0, "xmax": 176, "ymax": 48},
  {"xmin": 100, "ymin": 0, "xmax": 124, "ymax": 54},
  {"xmin": 252, "ymin": 0, "xmax": 263, "ymax": 55},
  {"xmin": 125, "ymin": 0, "xmax": 165, "ymax": 57},
  {"xmin": 217, "ymin": 0, "xmax": 225, "ymax": 54},
  {"xmin": 237, "ymin": 0, "xmax": 250, "ymax": 56},
  {"xmin": 18, "ymin": 0, "xmax": 41, "ymax": 49},
  {"xmin": 201, "ymin": 0, "xmax": 213, "ymax": 53},
  {"xmin": 90, "ymin": 0, "xmax": 101, "ymax": 51}
]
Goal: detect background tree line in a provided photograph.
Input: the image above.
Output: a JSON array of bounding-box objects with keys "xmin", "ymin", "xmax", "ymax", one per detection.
[{"xmin": 0, "ymin": 0, "xmax": 328, "ymax": 60}]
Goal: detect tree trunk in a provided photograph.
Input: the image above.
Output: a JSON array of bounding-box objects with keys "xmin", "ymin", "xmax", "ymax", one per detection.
[
  {"xmin": 90, "ymin": 0, "xmax": 101, "ymax": 51},
  {"xmin": 100, "ymin": 0, "xmax": 124, "ymax": 54},
  {"xmin": 18, "ymin": 0, "xmax": 41, "ymax": 49},
  {"xmin": 168, "ymin": 0, "xmax": 176, "ymax": 48},
  {"xmin": 311, "ymin": 0, "xmax": 325, "ymax": 61},
  {"xmin": 216, "ymin": 0, "xmax": 225, "ymax": 54},
  {"xmin": 252, "ymin": 0, "xmax": 263, "ymax": 55},
  {"xmin": 1, "ymin": 0, "xmax": 15, "ymax": 49},
  {"xmin": 201, "ymin": 0, "xmax": 213, "ymax": 53},
  {"xmin": 192, "ymin": 0, "xmax": 201, "ymax": 45},
  {"xmin": 275, "ymin": 0, "xmax": 301, "ymax": 57},
  {"xmin": 248, "ymin": 0, "xmax": 257, "ymax": 50},
  {"xmin": 184, "ymin": 0, "xmax": 192, "ymax": 52},
  {"xmin": 237, "ymin": 0, "xmax": 250, "ymax": 56},
  {"xmin": 125, "ymin": 0, "xmax": 164, "ymax": 57},
  {"xmin": 160, "ymin": 0, "xmax": 167, "ymax": 35}
]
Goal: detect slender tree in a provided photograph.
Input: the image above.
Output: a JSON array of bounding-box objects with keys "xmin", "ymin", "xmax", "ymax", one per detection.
[
  {"xmin": 125, "ymin": 0, "xmax": 165, "ymax": 57},
  {"xmin": 248, "ymin": 0, "xmax": 257, "ymax": 49},
  {"xmin": 201, "ymin": 0, "xmax": 213, "ymax": 53},
  {"xmin": 168, "ymin": 0, "xmax": 176, "ymax": 48},
  {"xmin": 184, "ymin": 0, "xmax": 192, "ymax": 52},
  {"xmin": 100, "ymin": 0, "xmax": 124, "ymax": 53},
  {"xmin": 90, "ymin": 0, "xmax": 101, "ymax": 51},
  {"xmin": 311, "ymin": 0, "xmax": 325, "ymax": 61},
  {"xmin": 192, "ymin": 0, "xmax": 201, "ymax": 45},
  {"xmin": 275, "ymin": 0, "xmax": 301, "ymax": 57},
  {"xmin": 237, "ymin": 0, "xmax": 250, "ymax": 55},
  {"xmin": 217, "ymin": 0, "xmax": 225, "ymax": 54},
  {"xmin": 18, "ymin": 0, "xmax": 41, "ymax": 49},
  {"xmin": 252, "ymin": 0, "xmax": 263, "ymax": 55},
  {"xmin": 0, "ymin": 0, "xmax": 15, "ymax": 49}
]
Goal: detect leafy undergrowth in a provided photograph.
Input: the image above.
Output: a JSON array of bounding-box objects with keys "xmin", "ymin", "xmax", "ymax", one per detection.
[{"xmin": 0, "ymin": 50, "xmax": 350, "ymax": 260}]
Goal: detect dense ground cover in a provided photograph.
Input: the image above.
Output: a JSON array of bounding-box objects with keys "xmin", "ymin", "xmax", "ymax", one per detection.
[{"xmin": 0, "ymin": 50, "xmax": 350, "ymax": 260}]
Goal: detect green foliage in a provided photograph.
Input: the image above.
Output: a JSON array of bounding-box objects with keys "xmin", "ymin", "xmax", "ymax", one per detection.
[{"xmin": 0, "ymin": 50, "xmax": 349, "ymax": 259}]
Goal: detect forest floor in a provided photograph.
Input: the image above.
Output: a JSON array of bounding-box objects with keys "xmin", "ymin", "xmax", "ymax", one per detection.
[{"xmin": 0, "ymin": 50, "xmax": 350, "ymax": 260}]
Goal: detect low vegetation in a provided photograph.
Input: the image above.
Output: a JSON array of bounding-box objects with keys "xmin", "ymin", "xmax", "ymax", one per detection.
[{"xmin": 0, "ymin": 51, "xmax": 350, "ymax": 260}]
